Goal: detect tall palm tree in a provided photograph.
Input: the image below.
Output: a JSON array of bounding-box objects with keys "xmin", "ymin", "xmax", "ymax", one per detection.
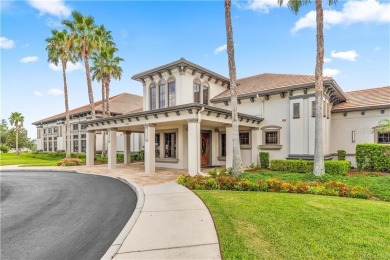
[
  {"xmin": 46, "ymin": 29, "xmax": 74, "ymax": 158},
  {"xmin": 9, "ymin": 112, "xmax": 24, "ymax": 156},
  {"xmin": 225, "ymin": 0, "xmax": 243, "ymax": 175},
  {"xmin": 279, "ymin": 0, "xmax": 336, "ymax": 176},
  {"xmin": 63, "ymin": 11, "xmax": 97, "ymax": 119}
]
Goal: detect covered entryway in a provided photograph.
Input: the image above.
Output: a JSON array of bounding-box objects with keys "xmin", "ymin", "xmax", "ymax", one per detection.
[{"xmin": 201, "ymin": 131, "xmax": 211, "ymax": 166}]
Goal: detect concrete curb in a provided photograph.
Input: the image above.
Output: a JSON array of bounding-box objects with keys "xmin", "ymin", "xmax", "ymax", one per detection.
[
  {"xmin": 101, "ymin": 177, "xmax": 145, "ymax": 260},
  {"xmin": 0, "ymin": 169, "xmax": 78, "ymax": 173}
]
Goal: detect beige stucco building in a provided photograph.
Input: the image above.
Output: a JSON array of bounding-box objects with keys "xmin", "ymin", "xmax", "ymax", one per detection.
[{"xmin": 34, "ymin": 58, "xmax": 390, "ymax": 174}]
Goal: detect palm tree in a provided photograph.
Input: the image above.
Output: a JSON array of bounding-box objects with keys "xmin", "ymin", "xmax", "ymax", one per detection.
[
  {"xmin": 46, "ymin": 29, "xmax": 74, "ymax": 158},
  {"xmin": 279, "ymin": 0, "xmax": 337, "ymax": 176},
  {"xmin": 225, "ymin": 0, "xmax": 243, "ymax": 175},
  {"xmin": 63, "ymin": 11, "xmax": 97, "ymax": 119},
  {"xmin": 9, "ymin": 112, "xmax": 24, "ymax": 156}
]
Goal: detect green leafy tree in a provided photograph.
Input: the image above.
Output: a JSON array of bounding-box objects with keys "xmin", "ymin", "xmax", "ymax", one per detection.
[
  {"xmin": 46, "ymin": 29, "xmax": 75, "ymax": 158},
  {"xmin": 224, "ymin": 0, "xmax": 243, "ymax": 175},
  {"xmin": 63, "ymin": 11, "xmax": 98, "ymax": 119},
  {"xmin": 278, "ymin": 0, "xmax": 337, "ymax": 176},
  {"xmin": 9, "ymin": 112, "xmax": 24, "ymax": 155},
  {"xmin": 377, "ymin": 119, "xmax": 390, "ymax": 133}
]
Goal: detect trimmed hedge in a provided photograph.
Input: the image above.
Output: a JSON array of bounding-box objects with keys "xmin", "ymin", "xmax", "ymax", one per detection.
[
  {"xmin": 259, "ymin": 152, "xmax": 270, "ymax": 168},
  {"xmin": 337, "ymin": 150, "xmax": 346, "ymax": 160},
  {"xmin": 356, "ymin": 144, "xmax": 390, "ymax": 172},
  {"xmin": 270, "ymin": 160, "xmax": 351, "ymax": 175}
]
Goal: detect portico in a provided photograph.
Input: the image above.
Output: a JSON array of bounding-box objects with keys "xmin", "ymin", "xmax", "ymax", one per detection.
[{"xmin": 84, "ymin": 103, "xmax": 263, "ymax": 175}]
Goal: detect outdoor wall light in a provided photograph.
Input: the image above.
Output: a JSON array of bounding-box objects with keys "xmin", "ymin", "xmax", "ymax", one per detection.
[{"xmin": 352, "ymin": 130, "xmax": 356, "ymax": 143}]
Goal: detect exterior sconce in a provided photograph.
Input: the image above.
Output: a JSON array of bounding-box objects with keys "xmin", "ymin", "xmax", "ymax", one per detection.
[{"xmin": 352, "ymin": 130, "xmax": 356, "ymax": 143}]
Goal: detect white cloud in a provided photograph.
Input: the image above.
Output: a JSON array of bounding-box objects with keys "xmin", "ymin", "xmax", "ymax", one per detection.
[
  {"xmin": 47, "ymin": 88, "xmax": 63, "ymax": 96},
  {"xmin": 46, "ymin": 18, "xmax": 62, "ymax": 28},
  {"xmin": 292, "ymin": 0, "xmax": 390, "ymax": 32},
  {"xmin": 0, "ymin": 37, "xmax": 15, "ymax": 49},
  {"xmin": 323, "ymin": 68, "xmax": 341, "ymax": 77},
  {"xmin": 20, "ymin": 56, "xmax": 38, "ymax": 63},
  {"xmin": 214, "ymin": 44, "xmax": 227, "ymax": 55},
  {"xmin": 324, "ymin": 57, "xmax": 332, "ymax": 63},
  {"xmin": 27, "ymin": 0, "xmax": 71, "ymax": 18},
  {"xmin": 331, "ymin": 50, "xmax": 358, "ymax": 61},
  {"xmin": 373, "ymin": 46, "xmax": 381, "ymax": 51},
  {"xmin": 34, "ymin": 91, "xmax": 43, "ymax": 97},
  {"xmin": 49, "ymin": 61, "xmax": 83, "ymax": 72},
  {"xmin": 240, "ymin": 0, "xmax": 284, "ymax": 13}
]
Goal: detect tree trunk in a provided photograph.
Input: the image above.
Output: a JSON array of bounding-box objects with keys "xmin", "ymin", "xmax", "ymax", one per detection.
[
  {"xmin": 62, "ymin": 59, "xmax": 71, "ymax": 158},
  {"xmin": 105, "ymin": 77, "xmax": 111, "ymax": 116},
  {"xmin": 101, "ymin": 81, "xmax": 106, "ymax": 157},
  {"xmin": 225, "ymin": 0, "xmax": 243, "ymax": 175},
  {"xmin": 16, "ymin": 124, "xmax": 19, "ymax": 156},
  {"xmin": 313, "ymin": 0, "xmax": 325, "ymax": 176}
]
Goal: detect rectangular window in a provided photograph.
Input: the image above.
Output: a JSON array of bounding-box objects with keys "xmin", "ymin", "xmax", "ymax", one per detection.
[
  {"xmin": 59, "ymin": 126, "xmax": 62, "ymax": 137},
  {"xmin": 43, "ymin": 129, "xmax": 47, "ymax": 134},
  {"xmin": 81, "ymin": 134, "xmax": 86, "ymax": 139},
  {"xmin": 265, "ymin": 131, "xmax": 278, "ymax": 144},
  {"xmin": 73, "ymin": 140, "xmax": 79, "ymax": 153},
  {"xmin": 150, "ymin": 85, "xmax": 157, "ymax": 110},
  {"xmin": 81, "ymin": 124, "xmax": 87, "ymax": 130},
  {"xmin": 159, "ymin": 84, "xmax": 165, "ymax": 108},
  {"xmin": 44, "ymin": 142, "xmax": 47, "ymax": 151},
  {"xmin": 312, "ymin": 101, "xmax": 316, "ymax": 117},
  {"xmin": 164, "ymin": 133, "xmax": 176, "ymax": 158},
  {"xmin": 293, "ymin": 103, "xmax": 300, "ymax": 119},
  {"xmin": 378, "ymin": 132, "xmax": 390, "ymax": 144},
  {"xmin": 239, "ymin": 132, "xmax": 250, "ymax": 145},
  {"xmin": 54, "ymin": 141, "xmax": 57, "ymax": 151},
  {"xmin": 81, "ymin": 140, "xmax": 86, "ymax": 153},
  {"xmin": 49, "ymin": 141, "xmax": 52, "ymax": 151},
  {"xmin": 194, "ymin": 83, "xmax": 200, "ymax": 103},
  {"xmin": 48, "ymin": 128, "xmax": 53, "ymax": 133},
  {"xmin": 48, "ymin": 137, "xmax": 52, "ymax": 141},
  {"xmin": 73, "ymin": 134, "xmax": 78, "ymax": 139},
  {"xmin": 221, "ymin": 133, "xmax": 226, "ymax": 157},
  {"xmin": 54, "ymin": 127, "xmax": 58, "ymax": 133},
  {"xmin": 203, "ymin": 86, "xmax": 209, "ymax": 105},
  {"xmin": 155, "ymin": 134, "xmax": 160, "ymax": 158},
  {"xmin": 73, "ymin": 124, "xmax": 78, "ymax": 131},
  {"xmin": 168, "ymin": 81, "xmax": 175, "ymax": 107}
]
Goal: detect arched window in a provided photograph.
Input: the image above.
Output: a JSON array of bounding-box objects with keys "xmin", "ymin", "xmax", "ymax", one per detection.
[
  {"xmin": 158, "ymin": 79, "xmax": 166, "ymax": 108},
  {"xmin": 202, "ymin": 81, "xmax": 209, "ymax": 105},
  {"xmin": 150, "ymin": 82, "xmax": 157, "ymax": 110},
  {"xmin": 167, "ymin": 77, "xmax": 176, "ymax": 107},
  {"xmin": 194, "ymin": 78, "xmax": 201, "ymax": 103}
]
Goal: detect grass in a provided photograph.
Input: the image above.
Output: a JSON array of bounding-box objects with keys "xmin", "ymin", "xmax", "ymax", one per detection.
[
  {"xmin": 196, "ymin": 190, "xmax": 390, "ymax": 260},
  {"xmin": 241, "ymin": 171, "xmax": 390, "ymax": 201},
  {"xmin": 0, "ymin": 152, "xmax": 62, "ymax": 166}
]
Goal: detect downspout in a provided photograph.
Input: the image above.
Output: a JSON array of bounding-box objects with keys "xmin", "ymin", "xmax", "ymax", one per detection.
[{"xmin": 198, "ymin": 107, "xmax": 205, "ymax": 175}]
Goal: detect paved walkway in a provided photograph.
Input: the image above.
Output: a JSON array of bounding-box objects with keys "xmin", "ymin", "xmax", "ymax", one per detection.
[{"xmin": 0, "ymin": 164, "xmax": 221, "ymax": 259}]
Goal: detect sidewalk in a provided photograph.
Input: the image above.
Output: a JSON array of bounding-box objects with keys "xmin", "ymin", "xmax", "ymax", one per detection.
[{"xmin": 0, "ymin": 165, "xmax": 221, "ymax": 259}]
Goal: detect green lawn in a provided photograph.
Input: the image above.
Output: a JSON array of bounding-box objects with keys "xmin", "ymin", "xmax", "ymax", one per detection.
[
  {"xmin": 241, "ymin": 171, "xmax": 390, "ymax": 201},
  {"xmin": 0, "ymin": 153, "xmax": 61, "ymax": 166},
  {"xmin": 196, "ymin": 191, "xmax": 390, "ymax": 260}
]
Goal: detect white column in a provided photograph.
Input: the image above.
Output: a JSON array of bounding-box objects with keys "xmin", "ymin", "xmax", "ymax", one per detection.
[
  {"xmin": 187, "ymin": 119, "xmax": 200, "ymax": 176},
  {"xmin": 108, "ymin": 129, "xmax": 117, "ymax": 169},
  {"xmin": 144, "ymin": 124, "xmax": 156, "ymax": 174},
  {"xmin": 251, "ymin": 128, "xmax": 260, "ymax": 165},
  {"xmin": 124, "ymin": 132, "xmax": 131, "ymax": 164},
  {"xmin": 226, "ymin": 125, "xmax": 233, "ymax": 169},
  {"xmin": 86, "ymin": 131, "xmax": 95, "ymax": 166}
]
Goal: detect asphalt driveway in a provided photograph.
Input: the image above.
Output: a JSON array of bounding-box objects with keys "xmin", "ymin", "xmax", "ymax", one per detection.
[{"xmin": 1, "ymin": 171, "xmax": 137, "ymax": 260}]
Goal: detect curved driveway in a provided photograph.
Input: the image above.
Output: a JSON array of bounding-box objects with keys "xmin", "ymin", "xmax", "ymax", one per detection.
[{"xmin": 1, "ymin": 171, "xmax": 137, "ymax": 260}]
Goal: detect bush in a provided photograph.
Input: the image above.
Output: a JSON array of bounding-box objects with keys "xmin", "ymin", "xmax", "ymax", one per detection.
[
  {"xmin": 57, "ymin": 158, "xmax": 81, "ymax": 166},
  {"xmin": 177, "ymin": 175, "xmax": 371, "ymax": 199},
  {"xmin": 337, "ymin": 150, "xmax": 346, "ymax": 160},
  {"xmin": 259, "ymin": 152, "xmax": 270, "ymax": 168},
  {"xmin": 208, "ymin": 168, "xmax": 218, "ymax": 177},
  {"xmin": 0, "ymin": 144, "xmax": 9, "ymax": 153},
  {"xmin": 117, "ymin": 153, "xmax": 124, "ymax": 163},
  {"xmin": 96, "ymin": 155, "xmax": 108, "ymax": 163},
  {"xmin": 356, "ymin": 143, "xmax": 390, "ymax": 172},
  {"xmin": 138, "ymin": 150, "xmax": 145, "ymax": 161},
  {"xmin": 270, "ymin": 159, "xmax": 350, "ymax": 175}
]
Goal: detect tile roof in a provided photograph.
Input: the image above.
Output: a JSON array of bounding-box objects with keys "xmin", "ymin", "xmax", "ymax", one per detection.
[
  {"xmin": 211, "ymin": 73, "xmax": 333, "ymax": 101},
  {"xmin": 32, "ymin": 93, "xmax": 143, "ymax": 125},
  {"xmin": 332, "ymin": 86, "xmax": 390, "ymax": 112}
]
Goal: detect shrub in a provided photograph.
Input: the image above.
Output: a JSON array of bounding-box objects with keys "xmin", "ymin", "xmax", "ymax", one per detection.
[
  {"xmin": 117, "ymin": 153, "xmax": 124, "ymax": 163},
  {"xmin": 270, "ymin": 159, "xmax": 350, "ymax": 175},
  {"xmin": 259, "ymin": 152, "xmax": 270, "ymax": 168},
  {"xmin": 337, "ymin": 150, "xmax": 346, "ymax": 160},
  {"xmin": 57, "ymin": 158, "xmax": 81, "ymax": 166},
  {"xmin": 356, "ymin": 143, "xmax": 390, "ymax": 172},
  {"xmin": 138, "ymin": 150, "xmax": 145, "ymax": 161},
  {"xmin": 208, "ymin": 168, "xmax": 218, "ymax": 177},
  {"xmin": 177, "ymin": 175, "xmax": 372, "ymax": 199},
  {"xmin": 96, "ymin": 155, "xmax": 108, "ymax": 163},
  {"xmin": 0, "ymin": 144, "xmax": 9, "ymax": 153}
]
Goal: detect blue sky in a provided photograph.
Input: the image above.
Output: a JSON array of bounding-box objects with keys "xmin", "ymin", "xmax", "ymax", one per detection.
[{"xmin": 1, "ymin": 0, "xmax": 389, "ymax": 138}]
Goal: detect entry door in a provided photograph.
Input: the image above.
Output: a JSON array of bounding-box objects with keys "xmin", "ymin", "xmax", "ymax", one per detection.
[{"xmin": 201, "ymin": 132, "xmax": 211, "ymax": 166}]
